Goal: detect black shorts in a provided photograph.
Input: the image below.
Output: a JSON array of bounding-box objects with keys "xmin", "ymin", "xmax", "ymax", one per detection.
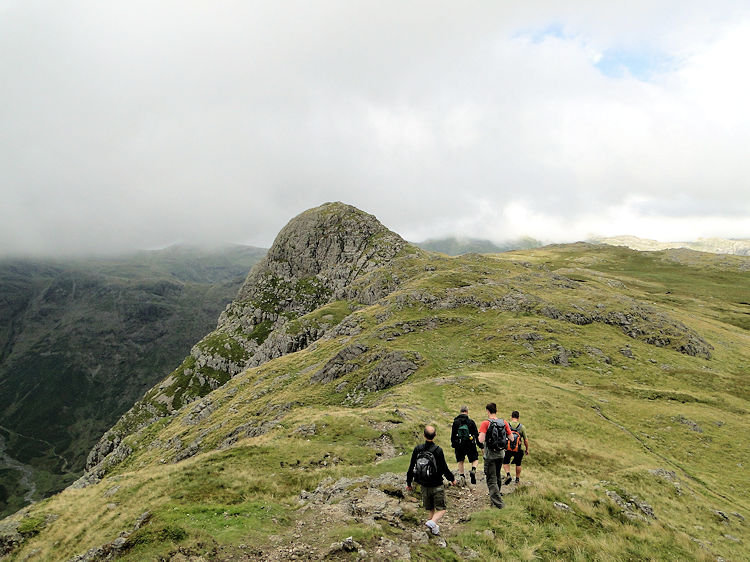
[
  {"xmin": 454, "ymin": 444, "xmax": 479, "ymax": 463},
  {"xmin": 504, "ymin": 450, "xmax": 524, "ymax": 466}
]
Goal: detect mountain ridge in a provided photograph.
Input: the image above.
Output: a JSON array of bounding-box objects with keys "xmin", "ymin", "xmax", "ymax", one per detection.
[
  {"xmin": 2, "ymin": 204, "xmax": 748, "ymax": 560},
  {"xmin": 77, "ymin": 202, "xmax": 416, "ymax": 487}
]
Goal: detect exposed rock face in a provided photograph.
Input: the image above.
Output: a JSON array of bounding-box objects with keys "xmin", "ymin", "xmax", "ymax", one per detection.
[
  {"xmin": 78, "ymin": 203, "xmax": 412, "ymax": 486},
  {"xmin": 237, "ymin": 202, "xmax": 407, "ymax": 304},
  {"xmin": 0, "ymin": 519, "xmax": 23, "ymax": 556},
  {"xmin": 310, "ymin": 345, "xmax": 421, "ymax": 394},
  {"xmin": 395, "ymin": 286, "xmax": 712, "ymax": 359},
  {"xmin": 362, "ymin": 351, "xmax": 422, "ymax": 391},
  {"xmin": 311, "ymin": 344, "xmax": 369, "ymax": 384},
  {"xmin": 605, "ymin": 490, "xmax": 656, "ymax": 522}
]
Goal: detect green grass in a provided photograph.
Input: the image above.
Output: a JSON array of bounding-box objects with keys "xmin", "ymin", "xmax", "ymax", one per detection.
[
  {"xmin": 286, "ymin": 300, "xmax": 353, "ymax": 336},
  {"xmin": 17, "ymin": 515, "xmax": 46, "ymax": 537},
  {"xmin": 4, "ymin": 243, "xmax": 749, "ymax": 560}
]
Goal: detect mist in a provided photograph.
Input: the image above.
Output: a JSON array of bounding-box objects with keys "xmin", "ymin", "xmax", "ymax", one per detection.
[{"xmin": 2, "ymin": 2, "xmax": 749, "ymax": 257}]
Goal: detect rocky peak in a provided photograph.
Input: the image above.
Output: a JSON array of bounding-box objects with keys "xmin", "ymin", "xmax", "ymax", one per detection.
[
  {"xmin": 237, "ymin": 202, "xmax": 407, "ymax": 304},
  {"xmin": 76, "ymin": 203, "xmax": 413, "ymax": 485},
  {"xmin": 217, "ymin": 202, "xmax": 411, "ymax": 365}
]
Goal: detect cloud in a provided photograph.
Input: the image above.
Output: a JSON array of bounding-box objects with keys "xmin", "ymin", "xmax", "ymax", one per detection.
[{"xmin": 1, "ymin": 1, "xmax": 749, "ymax": 256}]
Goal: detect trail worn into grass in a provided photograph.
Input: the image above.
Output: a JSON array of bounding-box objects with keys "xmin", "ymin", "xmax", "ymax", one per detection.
[
  {"xmin": 206, "ymin": 470, "xmax": 518, "ymax": 561},
  {"xmin": 545, "ymin": 379, "xmax": 750, "ymax": 515}
]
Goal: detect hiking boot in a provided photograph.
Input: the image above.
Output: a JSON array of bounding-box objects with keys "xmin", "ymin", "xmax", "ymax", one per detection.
[
  {"xmin": 425, "ymin": 520, "xmax": 440, "ymax": 535},
  {"xmin": 515, "ymin": 478, "xmax": 520, "ymax": 484},
  {"xmin": 470, "ymin": 471, "xmax": 476, "ymax": 485},
  {"xmin": 503, "ymin": 474, "xmax": 512, "ymax": 485},
  {"xmin": 459, "ymin": 474, "xmax": 466, "ymax": 487}
]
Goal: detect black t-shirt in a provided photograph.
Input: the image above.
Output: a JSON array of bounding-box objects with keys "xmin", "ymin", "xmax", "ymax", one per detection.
[
  {"xmin": 406, "ymin": 441, "xmax": 455, "ymax": 487},
  {"xmin": 451, "ymin": 414, "xmax": 479, "ymax": 449}
]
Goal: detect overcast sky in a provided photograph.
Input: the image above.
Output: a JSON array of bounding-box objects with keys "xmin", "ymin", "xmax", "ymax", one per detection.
[{"xmin": 2, "ymin": 1, "xmax": 750, "ymax": 256}]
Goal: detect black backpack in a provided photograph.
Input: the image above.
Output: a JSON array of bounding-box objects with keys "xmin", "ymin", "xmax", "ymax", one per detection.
[
  {"xmin": 412, "ymin": 444, "xmax": 438, "ymax": 485},
  {"xmin": 486, "ymin": 419, "xmax": 509, "ymax": 453}
]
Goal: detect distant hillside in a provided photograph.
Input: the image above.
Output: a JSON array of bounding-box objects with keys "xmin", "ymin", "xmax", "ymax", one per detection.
[
  {"xmin": 3, "ymin": 205, "xmax": 747, "ymax": 561},
  {"xmin": 596, "ymin": 235, "xmax": 750, "ymax": 256},
  {"xmin": 0, "ymin": 245, "xmax": 266, "ymax": 516},
  {"xmin": 415, "ymin": 236, "xmax": 542, "ymax": 255}
]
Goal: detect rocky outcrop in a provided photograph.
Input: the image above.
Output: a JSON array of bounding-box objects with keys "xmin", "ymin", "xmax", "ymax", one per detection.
[
  {"xmin": 219, "ymin": 402, "xmax": 293, "ymax": 450},
  {"xmin": 236, "ymin": 202, "xmax": 407, "ymax": 304},
  {"xmin": 0, "ymin": 519, "xmax": 23, "ymax": 557},
  {"xmin": 311, "ymin": 344, "xmax": 369, "ymax": 384},
  {"xmin": 77, "ymin": 203, "xmax": 413, "ymax": 487},
  {"xmin": 72, "ymin": 441, "xmax": 132, "ymax": 489},
  {"xmin": 362, "ymin": 351, "xmax": 422, "ymax": 391},
  {"xmin": 310, "ymin": 345, "xmax": 422, "ymax": 393},
  {"xmin": 585, "ymin": 346, "xmax": 612, "ymax": 364},
  {"xmin": 395, "ymin": 286, "xmax": 712, "ymax": 359},
  {"xmin": 605, "ymin": 490, "xmax": 656, "ymax": 522},
  {"xmin": 0, "ymin": 513, "xmax": 57, "ymax": 557}
]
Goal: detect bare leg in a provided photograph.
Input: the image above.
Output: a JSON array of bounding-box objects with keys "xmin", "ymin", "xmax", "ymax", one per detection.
[
  {"xmin": 431, "ymin": 509, "xmax": 446, "ymax": 523},
  {"xmin": 457, "ymin": 460, "xmax": 465, "ymax": 475}
]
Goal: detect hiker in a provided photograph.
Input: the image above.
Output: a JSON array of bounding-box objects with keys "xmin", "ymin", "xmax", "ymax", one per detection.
[
  {"xmin": 406, "ymin": 425, "xmax": 457, "ymax": 536},
  {"xmin": 478, "ymin": 403, "xmax": 512, "ymax": 509},
  {"xmin": 503, "ymin": 410, "xmax": 530, "ymax": 485},
  {"xmin": 451, "ymin": 405, "xmax": 480, "ymax": 485}
]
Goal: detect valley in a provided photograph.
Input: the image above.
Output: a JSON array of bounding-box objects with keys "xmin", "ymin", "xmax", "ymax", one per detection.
[{"xmin": 0, "ymin": 246, "xmax": 266, "ymax": 517}]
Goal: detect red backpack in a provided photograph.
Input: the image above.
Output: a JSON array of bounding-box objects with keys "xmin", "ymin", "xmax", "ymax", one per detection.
[{"xmin": 506, "ymin": 422, "xmax": 522, "ymax": 452}]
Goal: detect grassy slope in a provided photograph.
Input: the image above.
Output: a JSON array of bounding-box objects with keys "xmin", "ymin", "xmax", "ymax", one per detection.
[
  {"xmin": 5, "ymin": 244, "xmax": 748, "ymax": 561},
  {"xmin": 0, "ymin": 245, "xmax": 266, "ymax": 516}
]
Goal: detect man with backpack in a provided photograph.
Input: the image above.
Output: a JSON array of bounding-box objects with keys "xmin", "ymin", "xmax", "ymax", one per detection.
[
  {"xmin": 451, "ymin": 405, "xmax": 480, "ymax": 486},
  {"xmin": 406, "ymin": 425, "xmax": 457, "ymax": 535},
  {"xmin": 478, "ymin": 403, "xmax": 513, "ymax": 509},
  {"xmin": 503, "ymin": 410, "xmax": 530, "ymax": 485}
]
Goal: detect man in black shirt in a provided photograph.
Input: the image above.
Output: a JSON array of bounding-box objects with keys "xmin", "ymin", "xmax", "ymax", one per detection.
[
  {"xmin": 406, "ymin": 425, "xmax": 456, "ymax": 535},
  {"xmin": 451, "ymin": 405, "xmax": 480, "ymax": 485}
]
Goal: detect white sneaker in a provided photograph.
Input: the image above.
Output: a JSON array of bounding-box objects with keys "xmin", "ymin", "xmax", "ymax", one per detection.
[{"xmin": 425, "ymin": 520, "xmax": 440, "ymax": 535}]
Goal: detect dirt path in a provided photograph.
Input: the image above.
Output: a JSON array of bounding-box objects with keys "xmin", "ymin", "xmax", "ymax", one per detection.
[{"xmin": 203, "ymin": 469, "xmax": 521, "ymax": 561}]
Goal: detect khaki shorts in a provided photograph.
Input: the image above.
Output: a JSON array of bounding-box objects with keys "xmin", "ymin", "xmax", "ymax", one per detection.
[{"xmin": 421, "ymin": 484, "xmax": 446, "ymax": 511}]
